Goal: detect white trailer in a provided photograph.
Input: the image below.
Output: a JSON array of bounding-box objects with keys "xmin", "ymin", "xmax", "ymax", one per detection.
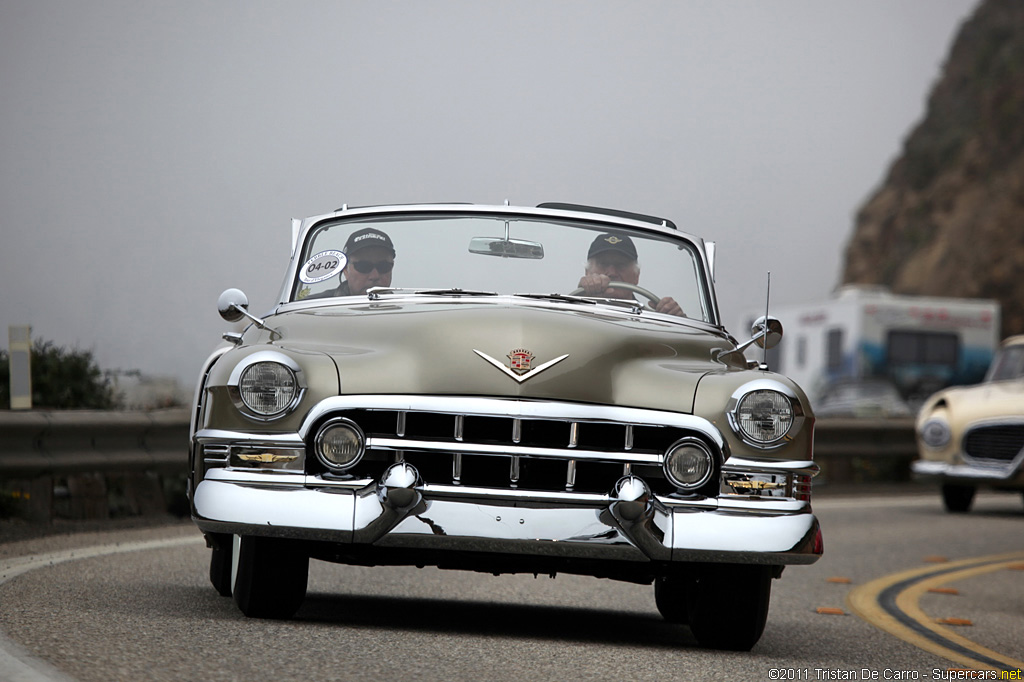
[{"xmin": 739, "ymin": 286, "xmax": 1000, "ymax": 405}]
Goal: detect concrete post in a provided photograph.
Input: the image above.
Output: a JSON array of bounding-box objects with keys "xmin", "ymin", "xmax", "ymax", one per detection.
[{"xmin": 8, "ymin": 326, "xmax": 32, "ymax": 410}]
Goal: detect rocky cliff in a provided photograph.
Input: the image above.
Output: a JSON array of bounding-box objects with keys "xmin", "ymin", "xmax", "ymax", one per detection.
[{"xmin": 841, "ymin": 0, "xmax": 1024, "ymax": 338}]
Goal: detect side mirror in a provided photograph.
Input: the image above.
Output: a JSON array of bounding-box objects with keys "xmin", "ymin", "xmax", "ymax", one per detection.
[
  {"xmin": 751, "ymin": 315, "xmax": 783, "ymax": 349},
  {"xmin": 218, "ymin": 288, "xmax": 249, "ymax": 323}
]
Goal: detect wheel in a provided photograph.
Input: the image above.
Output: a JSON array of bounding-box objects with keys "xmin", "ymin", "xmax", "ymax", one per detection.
[
  {"xmin": 231, "ymin": 535, "xmax": 309, "ymax": 619},
  {"xmin": 208, "ymin": 533, "xmax": 233, "ymax": 597},
  {"xmin": 941, "ymin": 484, "xmax": 976, "ymax": 513},
  {"xmin": 654, "ymin": 573, "xmax": 694, "ymax": 624},
  {"xmin": 568, "ymin": 281, "xmax": 661, "ymax": 306},
  {"xmin": 687, "ymin": 564, "xmax": 773, "ymax": 651}
]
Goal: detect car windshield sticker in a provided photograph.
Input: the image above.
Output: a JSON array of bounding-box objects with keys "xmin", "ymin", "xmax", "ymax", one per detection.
[{"xmin": 299, "ymin": 250, "xmax": 347, "ymax": 284}]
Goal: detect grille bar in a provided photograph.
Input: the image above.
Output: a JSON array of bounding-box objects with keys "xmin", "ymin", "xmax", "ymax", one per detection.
[{"xmin": 367, "ymin": 437, "xmax": 663, "ymax": 464}]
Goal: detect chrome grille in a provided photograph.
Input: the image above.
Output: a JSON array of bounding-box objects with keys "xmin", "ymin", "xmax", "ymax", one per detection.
[
  {"xmin": 963, "ymin": 423, "xmax": 1024, "ymax": 463},
  {"xmin": 310, "ymin": 408, "xmax": 708, "ymax": 495}
]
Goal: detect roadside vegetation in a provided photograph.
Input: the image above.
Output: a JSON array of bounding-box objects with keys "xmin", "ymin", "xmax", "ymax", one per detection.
[{"xmin": 0, "ymin": 339, "xmax": 118, "ymax": 409}]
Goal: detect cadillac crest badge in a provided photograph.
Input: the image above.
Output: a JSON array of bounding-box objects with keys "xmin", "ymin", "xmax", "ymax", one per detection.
[{"xmin": 507, "ymin": 349, "xmax": 534, "ymax": 375}]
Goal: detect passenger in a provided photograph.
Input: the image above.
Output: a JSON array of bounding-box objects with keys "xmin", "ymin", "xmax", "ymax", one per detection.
[
  {"xmin": 319, "ymin": 228, "xmax": 396, "ymax": 297},
  {"xmin": 576, "ymin": 233, "xmax": 685, "ymax": 316}
]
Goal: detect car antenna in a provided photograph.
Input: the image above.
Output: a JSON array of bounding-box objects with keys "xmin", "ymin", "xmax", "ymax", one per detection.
[{"xmin": 763, "ymin": 272, "xmax": 771, "ymax": 369}]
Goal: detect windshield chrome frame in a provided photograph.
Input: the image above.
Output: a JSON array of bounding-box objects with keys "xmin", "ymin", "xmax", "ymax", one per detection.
[{"xmin": 276, "ymin": 204, "xmax": 721, "ymax": 327}]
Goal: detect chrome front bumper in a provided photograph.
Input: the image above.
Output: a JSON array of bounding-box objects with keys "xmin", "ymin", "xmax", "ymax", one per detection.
[
  {"xmin": 911, "ymin": 458, "xmax": 1024, "ymax": 485},
  {"xmin": 193, "ymin": 466, "xmax": 822, "ymax": 566}
]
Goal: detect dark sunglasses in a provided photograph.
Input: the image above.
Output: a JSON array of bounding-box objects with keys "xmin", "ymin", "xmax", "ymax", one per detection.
[{"xmin": 350, "ymin": 260, "xmax": 394, "ymax": 274}]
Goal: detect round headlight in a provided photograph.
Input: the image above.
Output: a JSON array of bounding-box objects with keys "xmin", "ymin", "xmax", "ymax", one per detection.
[
  {"xmin": 315, "ymin": 419, "xmax": 365, "ymax": 471},
  {"xmin": 920, "ymin": 418, "xmax": 951, "ymax": 449},
  {"xmin": 664, "ymin": 440, "xmax": 714, "ymax": 489},
  {"xmin": 734, "ymin": 389, "xmax": 794, "ymax": 444},
  {"xmin": 238, "ymin": 361, "xmax": 297, "ymax": 416}
]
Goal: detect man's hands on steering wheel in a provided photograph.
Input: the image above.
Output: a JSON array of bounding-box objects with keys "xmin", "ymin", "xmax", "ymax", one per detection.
[{"xmin": 571, "ymin": 275, "xmax": 685, "ymax": 317}]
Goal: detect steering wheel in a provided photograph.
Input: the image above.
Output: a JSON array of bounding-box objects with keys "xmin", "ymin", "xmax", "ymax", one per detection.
[{"xmin": 568, "ymin": 281, "xmax": 661, "ymax": 306}]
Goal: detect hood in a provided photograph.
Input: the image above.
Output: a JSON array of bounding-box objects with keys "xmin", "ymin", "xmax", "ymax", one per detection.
[
  {"xmin": 266, "ymin": 299, "xmax": 732, "ymax": 413},
  {"xmin": 926, "ymin": 379, "xmax": 1024, "ymax": 423}
]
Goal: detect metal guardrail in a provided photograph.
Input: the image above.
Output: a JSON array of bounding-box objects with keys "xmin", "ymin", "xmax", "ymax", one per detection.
[
  {"xmin": 0, "ymin": 408, "xmax": 189, "ymax": 477},
  {"xmin": 812, "ymin": 417, "xmax": 918, "ymax": 485},
  {"xmin": 0, "ymin": 411, "xmax": 918, "ymax": 521}
]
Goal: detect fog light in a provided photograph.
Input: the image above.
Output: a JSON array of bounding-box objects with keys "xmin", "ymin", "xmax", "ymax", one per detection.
[
  {"xmin": 664, "ymin": 439, "xmax": 714, "ymax": 489},
  {"xmin": 315, "ymin": 418, "xmax": 365, "ymax": 471}
]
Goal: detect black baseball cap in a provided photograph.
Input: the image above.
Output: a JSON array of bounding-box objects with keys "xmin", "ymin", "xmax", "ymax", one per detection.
[
  {"xmin": 344, "ymin": 228, "xmax": 396, "ymax": 256},
  {"xmin": 587, "ymin": 233, "xmax": 637, "ymax": 260}
]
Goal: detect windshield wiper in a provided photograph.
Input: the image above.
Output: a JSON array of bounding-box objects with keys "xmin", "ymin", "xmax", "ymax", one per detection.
[
  {"xmin": 514, "ymin": 292, "xmax": 646, "ymax": 314},
  {"xmin": 513, "ymin": 292, "xmax": 596, "ymax": 305},
  {"xmin": 366, "ymin": 287, "xmax": 498, "ymax": 299}
]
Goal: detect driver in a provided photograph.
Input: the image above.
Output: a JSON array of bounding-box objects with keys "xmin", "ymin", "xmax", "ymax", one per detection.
[
  {"xmin": 576, "ymin": 233, "xmax": 685, "ymax": 316},
  {"xmin": 313, "ymin": 228, "xmax": 396, "ymax": 298}
]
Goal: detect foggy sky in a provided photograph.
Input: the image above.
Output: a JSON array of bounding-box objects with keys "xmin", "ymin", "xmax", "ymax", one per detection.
[{"xmin": 0, "ymin": 0, "xmax": 979, "ymax": 391}]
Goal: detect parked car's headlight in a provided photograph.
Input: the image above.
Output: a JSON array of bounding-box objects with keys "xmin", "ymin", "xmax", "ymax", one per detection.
[
  {"xmin": 727, "ymin": 383, "xmax": 801, "ymax": 447},
  {"xmin": 227, "ymin": 352, "xmax": 305, "ymax": 419},
  {"xmin": 664, "ymin": 438, "xmax": 714, "ymax": 489},
  {"xmin": 919, "ymin": 418, "xmax": 951, "ymax": 448}
]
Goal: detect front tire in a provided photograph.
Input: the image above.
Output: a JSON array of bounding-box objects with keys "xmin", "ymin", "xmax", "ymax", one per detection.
[
  {"xmin": 654, "ymin": 573, "xmax": 694, "ymax": 624},
  {"xmin": 941, "ymin": 484, "xmax": 976, "ymax": 513},
  {"xmin": 686, "ymin": 564, "xmax": 773, "ymax": 651},
  {"xmin": 232, "ymin": 535, "xmax": 309, "ymax": 619},
  {"xmin": 208, "ymin": 533, "xmax": 233, "ymax": 597}
]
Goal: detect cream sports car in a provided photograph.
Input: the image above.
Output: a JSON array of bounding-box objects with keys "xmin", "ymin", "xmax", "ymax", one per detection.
[
  {"xmin": 913, "ymin": 335, "xmax": 1024, "ymax": 512},
  {"xmin": 189, "ymin": 202, "xmax": 822, "ymax": 651}
]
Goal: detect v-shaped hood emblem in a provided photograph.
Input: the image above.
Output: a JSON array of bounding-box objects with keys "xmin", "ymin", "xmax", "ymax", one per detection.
[{"xmin": 473, "ymin": 349, "xmax": 569, "ymax": 383}]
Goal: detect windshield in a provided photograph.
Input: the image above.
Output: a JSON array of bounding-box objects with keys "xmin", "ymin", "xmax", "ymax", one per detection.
[
  {"xmin": 289, "ymin": 214, "xmax": 714, "ymax": 323},
  {"xmin": 986, "ymin": 344, "xmax": 1024, "ymax": 381}
]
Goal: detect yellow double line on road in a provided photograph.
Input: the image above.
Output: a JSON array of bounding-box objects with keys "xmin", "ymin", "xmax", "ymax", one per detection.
[{"xmin": 847, "ymin": 551, "xmax": 1024, "ymax": 673}]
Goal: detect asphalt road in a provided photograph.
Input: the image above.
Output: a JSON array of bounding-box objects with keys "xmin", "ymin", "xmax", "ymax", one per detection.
[{"xmin": 1, "ymin": 489, "xmax": 1022, "ymax": 682}]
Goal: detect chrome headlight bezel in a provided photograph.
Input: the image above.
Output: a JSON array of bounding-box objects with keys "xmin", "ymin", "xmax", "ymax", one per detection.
[
  {"xmin": 919, "ymin": 418, "xmax": 952, "ymax": 449},
  {"xmin": 726, "ymin": 380, "xmax": 805, "ymax": 449},
  {"xmin": 227, "ymin": 351, "xmax": 306, "ymax": 420}
]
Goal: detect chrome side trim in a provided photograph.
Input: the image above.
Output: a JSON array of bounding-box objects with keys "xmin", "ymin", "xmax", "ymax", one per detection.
[
  {"xmin": 195, "ymin": 429, "xmax": 304, "ymax": 446},
  {"xmin": 203, "ymin": 468, "xmax": 306, "ymax": 486},
  {"xmin": 723, "ymin": 456, "xmax": 820, "ymax": 477}
]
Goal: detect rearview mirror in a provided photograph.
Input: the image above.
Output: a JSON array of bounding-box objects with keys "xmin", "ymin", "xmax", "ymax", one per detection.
[{"xmin": 469, "ymin": 237, "xmax": 544, "ymax": 260}]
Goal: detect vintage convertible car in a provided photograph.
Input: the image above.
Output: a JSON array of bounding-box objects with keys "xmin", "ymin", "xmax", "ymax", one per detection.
[
  {"xmin": 189, "ymin": 202, "xmax": 822, "ymax": 650},
  {"xmin": 913, "ymin": 335, "xmax": 1024, "ymax": 513}
]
